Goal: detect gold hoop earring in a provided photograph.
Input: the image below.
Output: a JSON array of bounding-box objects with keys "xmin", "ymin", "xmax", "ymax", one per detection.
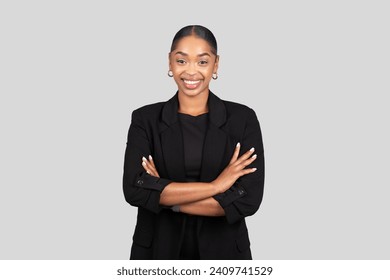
[
  {"xmin": 212, "ymin": 73, "xmax": 218, "ymax": 80},
  {"xmin": 168, "ymin": 70, "xmax": 173, "ymax": 77}
]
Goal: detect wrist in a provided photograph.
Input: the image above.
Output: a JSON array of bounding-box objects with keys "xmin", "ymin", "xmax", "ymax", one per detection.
[{"xmin": 210, "ymin": 181, "xmax": 222, "ymax": 194}]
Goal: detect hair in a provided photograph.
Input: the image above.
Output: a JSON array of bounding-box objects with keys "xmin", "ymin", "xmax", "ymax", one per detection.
[{"xmin": 170, "ymin": 25, "xmax": 218, "ymax": 55}]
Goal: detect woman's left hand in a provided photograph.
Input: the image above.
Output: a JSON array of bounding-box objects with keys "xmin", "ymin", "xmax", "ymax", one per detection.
[{"xmin": 141, "ymin": 155, "xmax": 160, "ymax": 177}]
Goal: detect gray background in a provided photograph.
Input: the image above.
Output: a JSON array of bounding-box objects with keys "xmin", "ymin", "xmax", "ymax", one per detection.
[{"xmin": 1, "ymin": 0, "xmax": 389, "ymax": 259}]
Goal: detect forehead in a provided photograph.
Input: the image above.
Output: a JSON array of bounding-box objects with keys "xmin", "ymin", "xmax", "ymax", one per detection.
[{"xmin": 173, "ymin": 35, "xmax": 213, "ymax": 54}]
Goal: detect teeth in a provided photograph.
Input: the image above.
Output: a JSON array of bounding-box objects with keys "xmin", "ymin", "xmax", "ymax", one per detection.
[{"xmin": 184, "ymin": 80, "xmax": 200, "ymax": 85}]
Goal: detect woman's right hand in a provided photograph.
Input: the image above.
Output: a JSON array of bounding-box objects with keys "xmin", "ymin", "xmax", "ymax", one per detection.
[{"xmin": 211, "ymin": 143, "xmax": 257, "ymax": 194}]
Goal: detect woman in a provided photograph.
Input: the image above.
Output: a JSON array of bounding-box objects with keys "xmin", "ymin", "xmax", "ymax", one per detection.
[{"xmin": 123, "ymin": 25, "xmax": 265, "ymax": 260}]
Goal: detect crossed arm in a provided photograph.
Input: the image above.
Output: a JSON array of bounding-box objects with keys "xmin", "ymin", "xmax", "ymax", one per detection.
[{"xmin": 141, "ymin": 143, "xmax": 257, "ymax": 217}]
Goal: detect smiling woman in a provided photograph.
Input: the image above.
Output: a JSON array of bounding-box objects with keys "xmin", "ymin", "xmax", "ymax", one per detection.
[{"xmin": 123, "ymin": 25, "xmax": 265, "ymax": 260}]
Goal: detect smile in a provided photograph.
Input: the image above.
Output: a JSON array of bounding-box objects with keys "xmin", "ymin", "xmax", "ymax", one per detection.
[{"xmin": 183, "ymin": 80, "xmax": 201, "ymax": 85}]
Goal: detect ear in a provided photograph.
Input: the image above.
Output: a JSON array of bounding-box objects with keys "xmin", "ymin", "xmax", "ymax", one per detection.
[
  {"xmin": 168, "ymin": 52, "xmax": 172, "ymax": 70},
  {"xmin": 213, "ymin": 55, "xmax": 220, "ymax": 73}
]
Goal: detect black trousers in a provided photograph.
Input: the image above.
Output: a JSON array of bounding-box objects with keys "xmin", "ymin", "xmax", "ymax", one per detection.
[{"xmin": 179, "ymin": 215, "xmax": 200, "ymax": 260}]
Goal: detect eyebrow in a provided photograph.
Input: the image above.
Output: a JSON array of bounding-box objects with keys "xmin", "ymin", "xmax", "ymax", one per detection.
[{"xmin": 174, "ymin": 51, "xmax": 211, "ymax": 57}]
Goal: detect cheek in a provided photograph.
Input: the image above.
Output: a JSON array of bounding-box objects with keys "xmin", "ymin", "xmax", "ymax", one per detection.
[
  {"xmin": 173, "ymin": 76, "xmax": 182, "ymax": 85},
  {"xmin": 204, "ymin": 69, "xmax": 214, "ymax": 79}
]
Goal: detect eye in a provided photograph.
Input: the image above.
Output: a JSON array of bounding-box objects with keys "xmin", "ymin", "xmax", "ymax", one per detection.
[
  {"xmin": 176, "ymin": 59, "xmax": 186, "ymax": 65},
  {"xmin": 199, "ymin": 60, "xmax": 208, "ymax": 65}
]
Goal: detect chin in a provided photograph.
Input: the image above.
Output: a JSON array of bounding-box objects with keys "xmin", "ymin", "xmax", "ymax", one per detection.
[{"xmin": 179, "ymin": 87, "xmax": 209, "ymax": 98}]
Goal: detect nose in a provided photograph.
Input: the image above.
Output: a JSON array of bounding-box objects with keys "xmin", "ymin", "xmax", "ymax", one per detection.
[{"xmin": 185, "ymin": 62, "xmax": 197, "ymax": 75}]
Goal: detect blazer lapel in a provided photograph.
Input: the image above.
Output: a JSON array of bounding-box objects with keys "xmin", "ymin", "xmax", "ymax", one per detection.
[
  {"xmin": 160, "ymin": 93, "xmax": 187, "ymax": 181},
  {"xmin": 199, "ymin": 92, "xmax": 228, "ymax": 182},
  {"xmin": 199, "ymin": 123, "xmax": 228, "ymax": 182}
]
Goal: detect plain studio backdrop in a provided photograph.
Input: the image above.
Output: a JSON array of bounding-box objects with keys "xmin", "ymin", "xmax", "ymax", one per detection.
[{"xmin": 0, "ymin": 0, "xmax": 389, "ymax": 259}]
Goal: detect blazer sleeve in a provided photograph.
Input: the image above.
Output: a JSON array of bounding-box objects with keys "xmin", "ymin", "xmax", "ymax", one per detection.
[
  {"xmin": 122, "ymin": 109, "xmax": 172, "ymax": 213},
  {"xmin": 213, "ymin": 108, "xmax": 265, "ymax": 224}
]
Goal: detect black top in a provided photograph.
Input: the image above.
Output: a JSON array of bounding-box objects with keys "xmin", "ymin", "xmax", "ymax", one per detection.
[
  {"xmin": 178, "ymin": 112, "xmax": 209, "ymax": 181},
  {"xmin": 177, "ymin": 112, "xmax": 209, "ymax": 259}
]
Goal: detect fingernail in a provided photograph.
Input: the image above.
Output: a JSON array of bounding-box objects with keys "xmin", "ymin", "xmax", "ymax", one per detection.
[
  {"xmin": 146, "ymin": 170, "xmax": 150, "ymax": 174},
  {"xmin": 236, "ymin": 142, "xmax": 240, "ymax": 147},
  {"xmin": 251, "ymin": 154, "xmax": 257, "ymax": 158},
  {"xmin": 148, "ymin": 155, "xmax": 152, "ymax": 160},
  {"xmin": 250, "ymin": 147, "xmax": 255, "ymax": 152},
  {"xmin": 142, "ymin": 162, "xmax": 146, "ymax": 166},
  {"xmin": 252, "ymin": 168, "xmax": 257, "ymax": 171},
  {"xmin": 142, "ymin": 157, "xmax": 147, "ymax": 162}
]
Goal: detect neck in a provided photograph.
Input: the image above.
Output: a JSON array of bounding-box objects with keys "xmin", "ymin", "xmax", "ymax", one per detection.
[{"xmin": 177, "ymin": 90, "xmax": 209, "ymax": 116}]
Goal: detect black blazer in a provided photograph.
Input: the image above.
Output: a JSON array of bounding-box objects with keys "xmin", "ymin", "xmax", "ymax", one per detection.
[{"xmin": 123, "ymin": 91, "xmax": 265, "ymax": 259}]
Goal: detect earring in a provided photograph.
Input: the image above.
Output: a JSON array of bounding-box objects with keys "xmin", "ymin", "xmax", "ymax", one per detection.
[
  {"xmin": 168, "ymin": 70, "xmax": 173, "ymax": 77},
  {"xmin": 212, "ymin": 73, "xmax": 218, "ymax": 80}
]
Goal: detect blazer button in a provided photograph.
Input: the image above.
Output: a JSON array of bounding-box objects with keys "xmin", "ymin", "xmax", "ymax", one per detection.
[
  {"xmin": 238, "ymin": 189, "xmax": 245, "ymax": 195},
  {"xmin": 137, "ymin": 179, "xmax": 144, "ymax": 186}
]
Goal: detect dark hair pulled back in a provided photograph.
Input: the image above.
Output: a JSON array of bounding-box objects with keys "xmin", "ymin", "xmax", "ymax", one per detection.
[{"xmin": 170, "ymin": 25, "xmax": 218, "ymax": 55}]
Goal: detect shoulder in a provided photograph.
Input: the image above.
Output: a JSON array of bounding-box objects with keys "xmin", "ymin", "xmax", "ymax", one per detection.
[
  {"xmin": 133, "ymin": 101, "xmax": 166, "ymax": 113},
  {"xmin": 131, "ymin": 101, "xmax": 165, "ymax": 120},
  {"xmin": 220, "ymin": 98, "xmax": 258, "ymax": 119}
]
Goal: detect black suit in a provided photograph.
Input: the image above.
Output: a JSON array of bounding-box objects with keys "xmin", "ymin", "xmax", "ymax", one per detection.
[{"xmin": 123, "ymin": 91, "xmax": 265, "ymax": 259}]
